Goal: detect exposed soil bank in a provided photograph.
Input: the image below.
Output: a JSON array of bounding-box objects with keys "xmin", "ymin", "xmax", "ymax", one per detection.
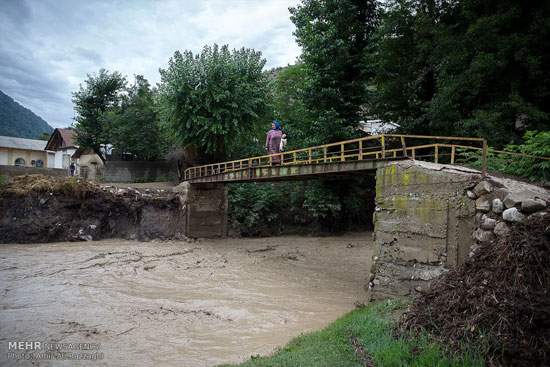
[
  {"xmin": 0, "ymin": 234, "xmax": 372, "ymax": 366},
  {"xmin": 0, "ymin": 175, "xmax": 183, "ymax": 243}
]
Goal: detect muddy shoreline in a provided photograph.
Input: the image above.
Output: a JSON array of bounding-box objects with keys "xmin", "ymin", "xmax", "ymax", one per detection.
[{"xmin": 0, "ymin": 234, "xmax": 373, "ymax": 366}]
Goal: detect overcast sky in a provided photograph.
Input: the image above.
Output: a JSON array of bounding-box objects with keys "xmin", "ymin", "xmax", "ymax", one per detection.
[{"xmin": 0, "ymin": 0, "xmax": 302, "ymax": 129}]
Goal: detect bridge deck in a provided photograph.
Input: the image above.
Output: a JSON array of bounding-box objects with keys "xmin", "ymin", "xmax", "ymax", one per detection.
[
  {"xmin": 186, "ymin": 157, "xmax": 401, "ymax": 184},
  {"xmin": 183, "ymin": 133, "xmax": 550, "ymax": 184}
]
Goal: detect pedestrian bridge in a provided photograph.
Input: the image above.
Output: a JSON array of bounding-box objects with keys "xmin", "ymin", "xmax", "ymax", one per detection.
[
  {"xmin": 184, "ymin": 134, "xmax": 493, "ymax": 183},
  {"xmin": 176, "ymin": 134, "xmax": 550, "ymax": 300}
]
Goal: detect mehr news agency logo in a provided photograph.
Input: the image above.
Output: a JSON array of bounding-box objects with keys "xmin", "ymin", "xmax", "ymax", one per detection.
[{"xmin": 7, "ymin": 341, "xmax": 103, "ymax": 361}]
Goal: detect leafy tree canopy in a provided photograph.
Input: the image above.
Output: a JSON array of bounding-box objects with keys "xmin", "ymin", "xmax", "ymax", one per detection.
[
  {"xmin": 102, "ymin": 75, "xmax": 166, "ymax": 160},
  {"xmin": 373, "ymin": 0, "xmax": 550, "ymax": 147},
  {"xmin": 72, "ymin": 69, "xmax": 126, "ymax": 161},
  {"xmin": 290, "ymin": 0, "xmax": 379, "ymax": 146},
  {"xmin": 157, "ymin": 44, "xmax": 269, "ymax": 162}
]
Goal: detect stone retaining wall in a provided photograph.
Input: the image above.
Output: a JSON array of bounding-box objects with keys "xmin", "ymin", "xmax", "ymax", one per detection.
[{"xmin": 469, "ymin": 178, "xmax": 549, "ymax": 251}]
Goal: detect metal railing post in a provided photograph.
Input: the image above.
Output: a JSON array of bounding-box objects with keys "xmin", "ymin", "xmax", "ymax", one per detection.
[
  {"xmin": 482, "ymin": 139, "xmax": 487, "ymax": 177},
  {"xmin": 451, "ymin": 145, "xmax": 456, "ymax": 164}
]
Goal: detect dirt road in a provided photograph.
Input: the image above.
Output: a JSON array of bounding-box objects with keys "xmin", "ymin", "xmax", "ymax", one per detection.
[{"xmin": 0, "ymin": 234, "xmax": 372, "ymax": 366}]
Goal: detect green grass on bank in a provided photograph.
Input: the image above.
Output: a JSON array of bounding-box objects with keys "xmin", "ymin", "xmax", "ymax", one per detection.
[{"xmin": 219, "ymin": 300, "xmax": 485, "ymax": 367}]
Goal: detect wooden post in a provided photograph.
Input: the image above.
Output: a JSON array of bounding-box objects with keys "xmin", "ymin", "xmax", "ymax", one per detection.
[
  {"xmin": 451, "ymin": 145, "xmax": 456, "ymax": 164},
  {"xmin": 400, "ymin": 136, "xmax": 408, "ymax": 157},
  {"xmin": 359, "ymin": 140, "xmax": 363, "ymax": 160},
  {"xmin": 412, "ymin": 148, "xmax": 416, "ymax": 160},
  {"xmin": 323, "ymin": 147, "xmax": 327, "ymax": 163},
  {"xmin": 381, "ymin": 135, "xmax": 385, "ymax": 158},
  {"xmin": 482, "ymin": 139, "xmax": 487, "ymax": 177},
  {"xmin": 293, "ymin": 151, "xmax": 297, "ymax": 164},
  {"xmin": 435, "ymin": 145, "xmax": 439, "ymax": 164},
  {"xmin": 341, "ymin": 143, "xmax": 344, "ymax": 161},
  {"xmin": 308, "ymin": 149, "xmax": 312, "ymax": 163}
]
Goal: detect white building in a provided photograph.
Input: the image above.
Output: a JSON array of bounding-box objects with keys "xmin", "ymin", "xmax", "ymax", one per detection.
[
  {"xmin": 358, "ymin": 119, "xmax": 400, "ymax": 135},
  {"xmin": 44, "ymin": 128, "xmax": 78, "ymax": 169},
  {"xmin": 0, "ymin": 135, "xmax": 50, "ymax": 167}
]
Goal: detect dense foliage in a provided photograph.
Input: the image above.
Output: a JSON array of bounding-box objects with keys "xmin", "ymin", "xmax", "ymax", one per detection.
[
  {"xmin": 157, "ymin": 44, "xmax": 269, "ymax": 162},
  {"xmin": 289, "ymin": 0, "xmax": 379, "ymax": 146},
  {"xmin": 373, "ymin": 0, "xmax": 550, "ymax": 147},
  {"xmin": 101, "ymin": 76, "xmax": 165, "ymax": 161},
  {"xmin": 73, "ymin": 70, "xmax": 166, "ymax": 161},
  {"xmin": 0, "ymin": 90, "xmax": 53, "ymax": 139},
  {"xmin": 458, "ymin": 130, "xmax": 550, "ymax": 184},
  {"xmin": 229, "ymin": 180, "xmax": 374, "ymax": 234},
  {"xmin": 72, "ymin": 69, "xmax": 126, "ymax": 161}
]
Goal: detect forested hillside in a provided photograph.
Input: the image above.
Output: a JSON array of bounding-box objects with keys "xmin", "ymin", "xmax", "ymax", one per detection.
[{"xmin": 0, "ymin": 90, "xmax": 54, "ymax": 139}]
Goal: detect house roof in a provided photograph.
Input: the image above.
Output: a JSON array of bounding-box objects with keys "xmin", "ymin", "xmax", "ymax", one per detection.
[
  {"xmin": 45, "ymin": 128, "xmax": 78, "ymax": 151},
  {"xmin": 0, "ymin": 135, "xmax": 47, "ymax": 151}
]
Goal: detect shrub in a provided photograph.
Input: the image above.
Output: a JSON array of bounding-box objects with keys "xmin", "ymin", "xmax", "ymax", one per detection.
[{"xmin": 457, "ymin": 130, "xmax": 550, "ymax": 184}]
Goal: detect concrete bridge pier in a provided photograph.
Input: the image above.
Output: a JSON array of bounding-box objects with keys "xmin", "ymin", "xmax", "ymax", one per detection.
[
  {"xmin": 175, "ymin": 182, "xmax": 228, "ymax": 238},
  {"xmin": 369, "ymin": 160, "xmax": 480, "ymax": 300}
]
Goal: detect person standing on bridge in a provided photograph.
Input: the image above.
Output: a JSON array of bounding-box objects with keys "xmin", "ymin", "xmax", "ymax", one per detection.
[{"xmin": 265, "ymin": 121, "xmax": 283, "ymax": 165}]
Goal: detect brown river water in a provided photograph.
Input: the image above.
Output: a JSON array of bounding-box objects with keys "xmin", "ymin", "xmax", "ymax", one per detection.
[{"xmin": 0, "ymin": 233, "xmax": 373, "ymax": 366}]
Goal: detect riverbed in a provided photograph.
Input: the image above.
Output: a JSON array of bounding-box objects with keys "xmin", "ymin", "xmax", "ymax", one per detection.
[{"xmin": 0, "ymin": 233, "xmax": 373, "ymax": 366}]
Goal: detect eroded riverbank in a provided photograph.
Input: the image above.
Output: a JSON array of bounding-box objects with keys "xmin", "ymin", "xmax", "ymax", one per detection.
[{"xmin": 0, "ymin": 233, "xmax": 372, "ymax": 366}]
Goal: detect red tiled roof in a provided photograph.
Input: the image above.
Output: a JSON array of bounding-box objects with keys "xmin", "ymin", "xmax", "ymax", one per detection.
[
  {"xmin": 44, "ymin": 128, "xmax": 78, "ymax": 151},
  {"xmin": 58, "ymin": 128, "xmax": 76, "ymax": 148}
]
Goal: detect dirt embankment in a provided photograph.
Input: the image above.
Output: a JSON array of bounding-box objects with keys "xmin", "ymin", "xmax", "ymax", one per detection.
[
  {"xmin": 0, "ymin": 175, "xmax": 184, "ymax": 243},
  {"xmin": 401, "ymin": 211, "xmax": 550, "ymax": 366}
]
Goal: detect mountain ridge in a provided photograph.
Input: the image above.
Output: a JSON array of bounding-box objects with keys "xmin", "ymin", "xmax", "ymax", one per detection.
[{"xmin": 0, "ymin": 90, "xmax": 54, "ymax": 139}]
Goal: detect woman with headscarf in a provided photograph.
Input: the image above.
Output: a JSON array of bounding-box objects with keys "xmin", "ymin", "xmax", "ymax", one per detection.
[{"xmin": 265, "ymin": 121, "xmax": 283, "ymax": 165}]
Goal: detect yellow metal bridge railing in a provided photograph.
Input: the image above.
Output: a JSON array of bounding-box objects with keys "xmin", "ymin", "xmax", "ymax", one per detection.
[{"xmin": 184, "ymin": 134, "xmax": 550, "ymax": 181}]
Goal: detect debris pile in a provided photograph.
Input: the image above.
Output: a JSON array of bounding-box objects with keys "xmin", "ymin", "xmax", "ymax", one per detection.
[{"xmin": 401, "ymin": 211, "xmax": 550, "ymax": 366}]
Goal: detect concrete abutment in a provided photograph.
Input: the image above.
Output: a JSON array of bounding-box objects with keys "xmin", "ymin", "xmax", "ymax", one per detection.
[
  {"xmin": 368, "ymin": 160, "xmax": 479, "ymax": 300},
  {"xmin": 175, "ymin": 182, "xmax": 228, "ymax": 238}
]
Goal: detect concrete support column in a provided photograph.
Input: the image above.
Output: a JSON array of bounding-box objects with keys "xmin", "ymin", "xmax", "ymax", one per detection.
[
  {"xmin": 369, "ymin": 161, "xmax": 478, "ymax": 301},
  {"xmin": 175, "ymin": 182, "xmax": 228, "ymax": 238}
]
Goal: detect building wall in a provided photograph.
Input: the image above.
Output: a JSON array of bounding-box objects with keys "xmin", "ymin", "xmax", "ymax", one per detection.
[
  {"xmin": 0, "ymin": 165, "xmax": 67, "ymax": 177},
  {"xmin": 78, "ymin": 152, "xmax": 104, "ymax": 180},
  {"xmin": 47, "ymin": 153, "xmax": 55, "ymax": 168},
  {"xmin": 0, "ymin": 148, "xmax": 48, "ymax": 167},
  {"xmin": 103, "ymin": 161, "xmax": 175, "ymax": 182},
  {"xmin": 0, "ymin": 149, "xmax": 8, "ymax": 165}
]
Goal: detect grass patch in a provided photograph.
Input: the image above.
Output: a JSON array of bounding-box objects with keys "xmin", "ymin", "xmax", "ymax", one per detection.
[
  {"xmin": 0, "ymin": 174, "xmax": 6, "ymax": 187},
  {"xmin": 218, "ymin": 300, "xmax": 485, "ymax": 367}
]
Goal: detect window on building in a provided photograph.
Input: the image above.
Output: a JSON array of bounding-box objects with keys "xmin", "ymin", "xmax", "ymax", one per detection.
[
  {"xmin": 14, "ymin": 158, "xmax": 25, "ymax": 166},
  {"xmin": 36, "ymin": 160, "xmax": 44, "ymax": 167}
]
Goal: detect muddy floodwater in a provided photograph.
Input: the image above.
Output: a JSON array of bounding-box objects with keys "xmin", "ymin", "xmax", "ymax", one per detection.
[{"xmin": 1, "ymin": 234, "xmax": 373, "ymax": 366}]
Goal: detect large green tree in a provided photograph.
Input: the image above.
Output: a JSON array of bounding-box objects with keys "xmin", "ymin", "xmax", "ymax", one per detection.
[
  {"xmin": 374, "ymin": 0, "xmax": 550, "ymax": 147},
  {"xmin": 157, "ymin": 44, "xmax": 269, "ymax": 162},
  {"xmin": 269, "ymin": 63, "xmax": 309, "ymax": 149},
  {"xmin": 289, "ymin": 0, "xmax": 379, "ymax": 146},
  {"xmin": 102, "ymin": 75, "xmax": 165, "ymax": 161},
  {"xmin": 72, "ymin": 69, "xmax": 126, "ymax": 161}
]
